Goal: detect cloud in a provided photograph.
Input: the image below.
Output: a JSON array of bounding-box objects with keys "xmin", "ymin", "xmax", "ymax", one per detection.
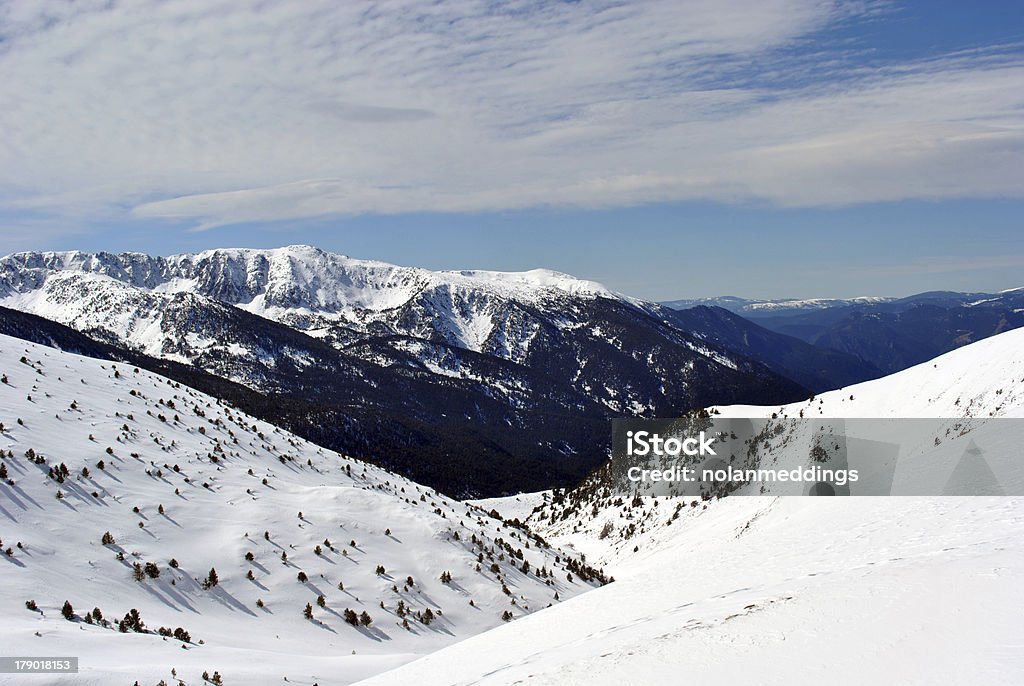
[{"xmin": 1, "ymin": 0, "xmax": 1023, "ymax": 231}]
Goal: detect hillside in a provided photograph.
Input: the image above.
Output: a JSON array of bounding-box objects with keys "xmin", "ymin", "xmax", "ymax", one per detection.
[
  {"xmin": 0, "ymin": 333, "xmax": 606, "ymax": 686},
  {"xmin": 370, "ymin": 331, "xmax": 1024, "ymax": 684},
  {"xmin": 524, "ymin": 326, "xmax": 1024, "ymax": 563},
  {"xmin": 665, "ymin": 305, "xmax": 883, "ymax": 392},
  {"xmin": 359, "ymin": 496, "xmax": 1024, "ymax": 686},
  {"xmin": 714, "ymin": 324, "xmax": 1024, "ymax": 420}
]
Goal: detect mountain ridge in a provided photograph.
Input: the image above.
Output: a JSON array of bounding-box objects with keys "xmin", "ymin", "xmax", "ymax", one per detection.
[{"xmin": 0, "ymin": 247, "xmax": 809, "ymax": 497}]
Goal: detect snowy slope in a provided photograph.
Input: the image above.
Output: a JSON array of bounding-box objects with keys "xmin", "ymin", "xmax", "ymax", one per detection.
[
  {"xmin": 712, "ymin": 325, "xmax": 1024, "ymax": 419},
  {"xmin": 500, "ymin": 327, "xmax": 1024, "ymax": 565},
  {"xmin": 0, "ymin": 334, "xmax": 605, "ymax": 686},
  {"xmin": 359, "ymin": 496, "xmax": 1024, "ymax": 686},
  {"xmin": 361, "ymin": 330, "xmax": 1024, "ymax": 685}
]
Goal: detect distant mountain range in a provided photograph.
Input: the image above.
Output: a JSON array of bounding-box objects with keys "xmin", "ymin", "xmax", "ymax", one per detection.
[
  {"xmin": 661, "ymin": 294, "xmax": 898, "ymax": 315},
  {"xmin": 663, "ymin": 288, "xmax": 1024, "ymax": 375}
]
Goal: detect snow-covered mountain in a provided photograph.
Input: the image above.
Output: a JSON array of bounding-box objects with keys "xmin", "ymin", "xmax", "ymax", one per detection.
[
  {"xmin": 0, "ymin": 246, "xmax": 619, "ymax": 358},
  {"xmin": 714, "ymin": 323, "xmax": 1024, "ymax": 420},
  {"xmin": 0, "ymin": 247, "xmax": 807, "ymax": 496},
  {"xmin": 661, "ymin": 294, "xmax": 896, "ymax": 315},
  {"xmin": 0, "ymin": 247, "xmax": 795, "ymax": 405},
  {"xmin": 0, "ymin": 333, "xmax": 607, "ymax": 685},
  {"xmin": 361, "ymin": 328, "xmax": 1024, "ymax": 685}
]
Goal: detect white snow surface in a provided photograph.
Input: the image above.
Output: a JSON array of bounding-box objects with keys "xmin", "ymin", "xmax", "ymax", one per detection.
[
  {"xmin": 0, "ymin": 334, "xmax": 599, "ymax": 686},
  {"xmin": 713, "ymin": 325, "xmax": 1024, "ymax": 419},
  {"xmin": 361, "ymin": 496, "xmax": 1024, "ymax": 686},
  {"xmin": 361, "ymin": 329, "xmax": 1024, "ymax": 685}
]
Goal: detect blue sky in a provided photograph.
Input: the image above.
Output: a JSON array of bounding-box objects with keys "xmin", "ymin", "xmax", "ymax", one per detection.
[{"xmin": 2, "ymin": 0, "xmax": 1022, "ymax": 300}]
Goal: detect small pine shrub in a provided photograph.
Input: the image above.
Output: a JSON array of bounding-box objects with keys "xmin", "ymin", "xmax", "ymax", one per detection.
[
  {"xmin": 119, "ymin": 608, "xmax": 145, "ymax": 633},
  {"xmin": 202, "ymin": 568, "xmax": 219, "ymax": 590}
]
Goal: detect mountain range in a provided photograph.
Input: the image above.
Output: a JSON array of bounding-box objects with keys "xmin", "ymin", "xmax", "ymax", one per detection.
[
  {"xmin": 0, "ymin": 246, "xmax": 812, "ymax": 496},
  {"xmin": 3, "ymin": 246, "xmax": 1020, "ymax": 496},
  {"xmin": 663, "ymin": 287, "xmax": 1024, "ymax": 375}
]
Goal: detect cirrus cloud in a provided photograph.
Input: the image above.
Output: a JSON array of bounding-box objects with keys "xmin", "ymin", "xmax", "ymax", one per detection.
[{"xmin": 1, "ymin": 0, "xmax": 1022, "ymax": 232}]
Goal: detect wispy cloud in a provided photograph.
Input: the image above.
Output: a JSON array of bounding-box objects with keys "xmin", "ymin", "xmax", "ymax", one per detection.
[{"xmin": 1, "ymin": 0, "xmax": 1022, "ymax": 231}]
